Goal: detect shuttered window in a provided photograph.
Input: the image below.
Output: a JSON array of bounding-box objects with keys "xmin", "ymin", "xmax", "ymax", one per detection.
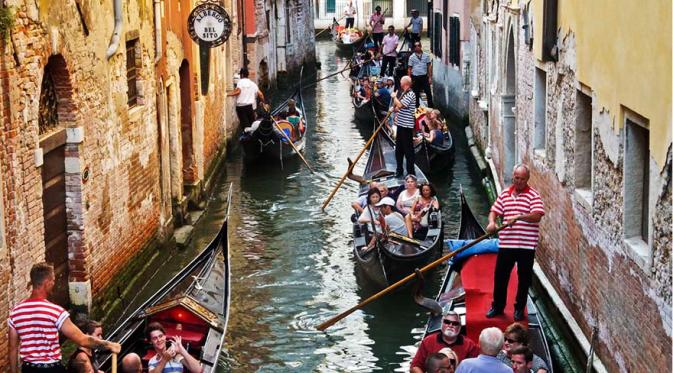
[
  {"xmin": 449, "ymin": 16, "xmax": 460, "ymax": 66},
  {"xmin": 432, "ymin": 13, "xmax": 442, "ymax": 58},
  {"xmin": 406, "ymin": 0, "xmax": 427, "ymax": 16},
  {"xmin": 126, "ymin": 38, "xmax": 139, "ymax": 107}
]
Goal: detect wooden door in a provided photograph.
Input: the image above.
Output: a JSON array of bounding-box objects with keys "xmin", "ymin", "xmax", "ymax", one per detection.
[{"xmin": 41, "ymin": 132, "xmax": 69, "ymax": 306}]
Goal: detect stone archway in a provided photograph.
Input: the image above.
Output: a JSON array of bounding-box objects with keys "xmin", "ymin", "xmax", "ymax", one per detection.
[
  {"xmin": 501, "ymin": 26, "xmax": 517, "ymax": 182},
  {"xmin": 38, "ymin": 55, "xmax": 85, "ymax": 307}
]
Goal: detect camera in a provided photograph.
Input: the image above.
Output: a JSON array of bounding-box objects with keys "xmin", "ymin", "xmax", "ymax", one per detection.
[{"xmin": 166, "ymin": 340, "xmax": 173, "ymax": 349}]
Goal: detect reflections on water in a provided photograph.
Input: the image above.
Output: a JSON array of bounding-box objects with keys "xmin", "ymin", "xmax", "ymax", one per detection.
[{"xmin": 215, "ymin": 40, "xmax": 490, "ymax": 372}]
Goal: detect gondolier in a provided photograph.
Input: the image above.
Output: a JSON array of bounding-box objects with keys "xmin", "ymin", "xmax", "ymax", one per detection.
[
  {"xmin": 228, "ymin": 67, "xmax": 265, "ymax": 130},
  {"xmin": 8, "ymin": 263, "xmax": 120, "ymax": 373},
  {"xmin": 486, "ymin": 164, "xmax": 545, "ymax": 321},
  {"xmin": 404, "ymin": 9, "xmax": 423, "ymax": 48},
  {"xmin": 392, "ymin": 76, "xmax": 416, "ymax": 177},
  {"xmin": 369, "ymin": 6, "xmax": 386, "ymax": 49},
  {"xmin": 343, "ymin": 0, "xmax": 356, "ymax": 29},
  {"xmin": 407, "ymin": 42, "xmax": 433, "ymax": 107}
]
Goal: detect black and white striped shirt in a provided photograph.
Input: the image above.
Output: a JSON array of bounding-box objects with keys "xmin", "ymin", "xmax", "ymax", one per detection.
[{"xmin": 397, "ymin": 90, "xmax": 416, "ymax": 128}]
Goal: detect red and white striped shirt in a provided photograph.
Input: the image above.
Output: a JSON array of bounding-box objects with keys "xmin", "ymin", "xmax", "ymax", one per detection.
[
  {"xmin": 7, "ymin": 298, "xmax": 69, "ymax": 363},
  {"xmin": 491, "ymin": 185, "xmax": 545, "ymax": 250}
]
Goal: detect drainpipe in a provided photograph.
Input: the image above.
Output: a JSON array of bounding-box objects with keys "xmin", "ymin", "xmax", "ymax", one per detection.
[
  {"xmin": 154, "ymin": 0, "xmax": 162, "ymax": 62},
  {"xmin": 106, "ymin": 0, "xmax": 123, "ymax": 59}
]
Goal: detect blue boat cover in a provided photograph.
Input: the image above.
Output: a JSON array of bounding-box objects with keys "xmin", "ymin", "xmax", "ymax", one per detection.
[{"xmin": 445, "ymin": 239, "xmax": 499, "ymax": 263}]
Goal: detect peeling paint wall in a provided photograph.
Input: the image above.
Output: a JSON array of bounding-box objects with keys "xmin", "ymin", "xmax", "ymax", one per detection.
[{"xmin": 467, "ymin": 0, "xmax": 672, "ymax": 371}]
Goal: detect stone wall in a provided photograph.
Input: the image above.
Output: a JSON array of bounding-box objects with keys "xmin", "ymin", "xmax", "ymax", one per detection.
[{"xmin": 467, "ymin": 2, "xmax": 672, "ymax": 371}]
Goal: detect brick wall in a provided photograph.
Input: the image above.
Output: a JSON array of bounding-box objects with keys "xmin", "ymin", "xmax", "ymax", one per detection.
[
  {"xmin": 0, "ymin": 0, "xmax": 240, "ymax": 369},
  {"xmin": 467, "ymin": 3, "xmax": 672, "ymax": 371}
]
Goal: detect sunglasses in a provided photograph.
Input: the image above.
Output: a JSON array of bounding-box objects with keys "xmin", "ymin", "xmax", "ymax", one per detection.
[
  {"xmin": 442, "ymin": 319, "xmax": 461, "ymax": 327},
  {"xmin": 504, "ymin": 337, "xmax": 520, "ymax": 344}
]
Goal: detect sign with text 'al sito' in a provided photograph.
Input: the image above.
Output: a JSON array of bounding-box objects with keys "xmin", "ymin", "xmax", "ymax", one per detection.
[{"xmin": 188, "ymin": 1, "xmax": 232, "ymax": 48}]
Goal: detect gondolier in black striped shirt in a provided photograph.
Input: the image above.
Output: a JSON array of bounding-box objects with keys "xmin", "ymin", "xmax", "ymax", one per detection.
[{"xmin": 392, "ymin": 76, "xmax": 417, "ymax": 177}]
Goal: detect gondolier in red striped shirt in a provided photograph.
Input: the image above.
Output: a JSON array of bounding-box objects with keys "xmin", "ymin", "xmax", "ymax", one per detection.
[
  {"xmin": 8, "ymin": 262, "xmax": 121, "ymax": 373},
  {"xmin": 485, "ymin": 164, "xmax": 545, "ymax": 322}
]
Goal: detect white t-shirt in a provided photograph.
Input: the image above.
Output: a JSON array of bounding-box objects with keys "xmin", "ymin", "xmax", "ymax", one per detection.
[{"xmin": 236, "ymin": 78, "xmax": 259, "ymax": 108}]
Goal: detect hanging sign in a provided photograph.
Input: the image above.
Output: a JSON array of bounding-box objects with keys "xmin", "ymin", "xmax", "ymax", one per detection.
[{"xmin": 188, "ymin": 2, "xmax": 232, "ymax": 48}]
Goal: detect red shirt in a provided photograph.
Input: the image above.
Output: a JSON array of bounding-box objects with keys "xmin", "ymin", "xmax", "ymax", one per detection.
[
  {"xmin": 491, "ymin": 185, "xmax": 545, "ymax": 250},
  {"xmin": 411, "ymin": 332, "xmax": 480, "ymax": 369},
  {"xmin": 8, "ymin": 298, "xmax": 69, "ymax": 363}
]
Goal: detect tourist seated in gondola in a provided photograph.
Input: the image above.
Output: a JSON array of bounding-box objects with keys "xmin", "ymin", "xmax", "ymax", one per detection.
[
  {"xmin": 410, "ymin": 311, "xmax": 479, "ymax": 373},
  {"xmin": 146, "ymin": 321, "xmax": 202, "ymax": 373},
  {"xmin": 121, "ymin": 353, "xmax": 143, "ymax": 373},
  {"xmin": 67, "ymin": 319, "xmax": 104, "ymax": 373},
  {"xmin": 386, "ymin": 76, "xmax": 395, "ymax": 95},
  {"xmin": 404, "ymin": 182, "xmax": 440, "ymax": 239},
  {"xmin": 424, "ymin": 353, "xmax": 452, "ymax": 373},
  {"xmin": 352, "ymin": 182, "xmax": 389, "ymax": 213},
  {"xmin": 373, "ymin": 79, "xmax": 392, "ymax": 109},
  {"xmin": 357, "ymin": 188, "xmax": 382, "ymax": 224},
  {"xmin": 496, "ymin": 323, "xmax": 549, "ymax": 373},
  {"xmin": 510, "ymin": 347, "xmax": 535, "ymax": 373},
  {"xmin": 396, "ymin": 174, "xmax": 420, "ymax": 215},
  {"xmin": 414, "ymin": 114, "xmax": 444, "ymax": 146},
  {"xmin": 437, "ymin": 347, "xmax": 460, "ymax": 373},
  {"xmin": 364, "ymin": 196, "xmax": 411, "ymax": 250},
  {"xmin": 354, "ymin": 77, "xmax": 371, "ymax": 102},
  {"xmin": 278, "ymin": 98, "xmax": 302, "ymax": 120}
]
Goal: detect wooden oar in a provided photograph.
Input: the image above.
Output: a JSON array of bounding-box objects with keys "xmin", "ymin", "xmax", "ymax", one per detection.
[
  {"xmin": 321, "ymin": 109, "xmax": 394, "ymax": 210},
  {"xmin": 272, "ymin": 119, "xmax": 314, "ymax": 173},
  {"xmin": 111, "ymin": 353, "xmax": 118, "ymax": 373},
  {"xmin": 316, "ymin": 221, "xmax": 514, "ymax": 331}
]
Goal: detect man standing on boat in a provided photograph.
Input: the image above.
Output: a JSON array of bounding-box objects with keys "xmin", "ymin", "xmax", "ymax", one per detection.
[
  {"xmin": 228, "ymin": 67, "xmax": 265, "ymax": 131},
  {"xmin": 410, "ymin": 311, "xmax": 479, "ymax": 373},
  {"xmin": 404, "ymin": 9, "xmax": 423, "ymax": 48},
  {"xmin": 8, "ymin": 262, "xmax": 121, "ymax": 373},
  {"xmin": 485, "ymin": 164, "xmax": 545, "ymax": 321},
  {"xmin": 369, "ymin": 6, "xmax": 386, "ymax": 49},
  {"xmin": 343, "ymin": 0, "xmax": 356, "ymax": 29},
  {"xmin": 381, "ymin": 26, "xmax": 399, "ymax": 77},
  {"xmin": 392, "ymin": 76, "xmax": 417, "ymax": 177},
  {"xmin": 407, "ymin": 41, "xmax": 434, "ymax": 108}
]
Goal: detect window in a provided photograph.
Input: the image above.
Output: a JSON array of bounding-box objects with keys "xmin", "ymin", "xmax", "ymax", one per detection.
[
  {"xmin": 372, "ymin": 0, "xmax": 392, "ymax": 14},
  {"xmin": 432, "ymin": 13, "xmax": 443, "ymax": 58},
  {"xmin": 285, "ymin": 0, "xmax": 292, "ymax": 44},
  {"xmin": 326, "ymin": 0, "xmax": 335, "ymax": 14},
  {"xmin": 574, "ymin": 90, "xmax": 593, "ymax": 201},
  {"xmin": 126, "ymin": 38, "xmax": 140, "ymax": 107},
  {"xmin": 448, "ymin": 15, "xmax": 460, "ymax": 66},
  {"xmin": 542, "ymin": 0, "xmax": 558, "ymax": 61},
  {"xmin": 534, "ymin": 68, "xmax": 547, "ymax": 152},
  {"xmin": 406, "ymin": 0, "xmax": 427, "ymax": 17},
  {"xmin": 624, "ymin": 117, "xmax": 650, "ymax": 245}
]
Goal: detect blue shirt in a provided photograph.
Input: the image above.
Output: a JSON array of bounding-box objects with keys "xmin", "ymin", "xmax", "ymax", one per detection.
[
  {"xmin": 148, "ymin": 354, "xmax": 184, "ymax": 373},
  {"xmin": 410, "ymin": 16, "xmax": 423, "ymax": 33},
  {"xmin": 408, "ymin": 52, "xmax": 431, "ymax": 76},
  {"xmin": 456, "ymin": 354, "xmax": 511, "ymax": 373},
  {"xmin": 376, "ymin": 87, "xmax": 391, "ymax": 107}
]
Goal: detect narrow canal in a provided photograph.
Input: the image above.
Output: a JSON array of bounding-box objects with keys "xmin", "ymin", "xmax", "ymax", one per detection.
[
  {"xmin": 111, "ymin": 39, "xmax": 588, "ymax": 372},
  {"xmin": 213, "ymin": 39, "xmax": 490, "ymax": 371}
]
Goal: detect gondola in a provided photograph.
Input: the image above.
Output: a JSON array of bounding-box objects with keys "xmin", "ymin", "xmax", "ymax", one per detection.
[
  {"xmin": 413, "ymin": 108, "xmax": 455, "ymax": 175},
  {"xmin": 417, "ymin": 189, "xmax": 553, "ymax": 370},
  {"xmin": 239, "ymin": 68, "xmax": 307, "ymax": 162},
  {"xmin": 331, "ymin": 18, "xmax": 367, "ymax": 53},
  {"xmin": 98, "ymin": 185, "xmax": 233, "ymax": 372},
  {"xmin": 351, "ymin": 129, "xmax": 444, "ymax": 288}
]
